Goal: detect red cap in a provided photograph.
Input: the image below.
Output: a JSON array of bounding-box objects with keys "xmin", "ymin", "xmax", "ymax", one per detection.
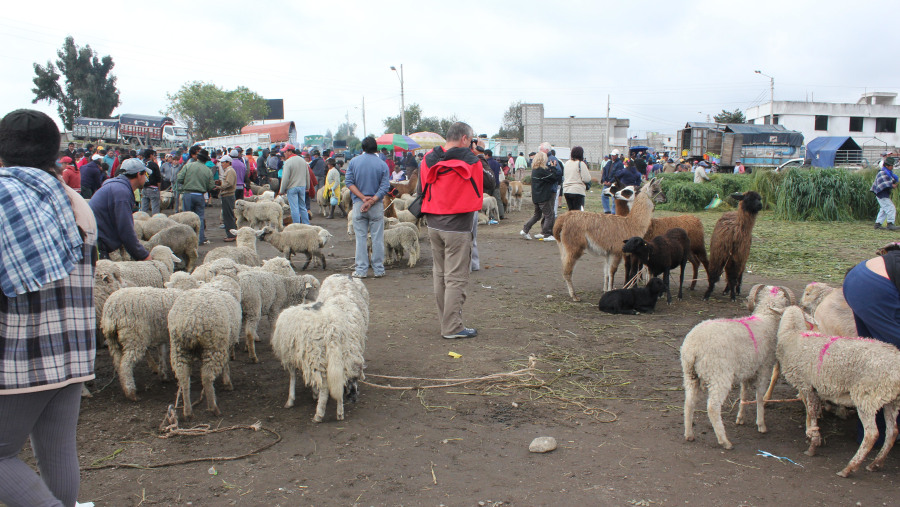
[
  {"xmin": 282, "ymin": 143, "xmax": 295, "ymax": 152},
  {"xmin": 60, "ymin": 156, "xmax": 73, "ymax": 163}
]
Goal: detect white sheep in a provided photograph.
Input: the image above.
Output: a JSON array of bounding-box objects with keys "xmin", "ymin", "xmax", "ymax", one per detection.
[
  {"xmin": 800, "ymin": 282, "xmax": 857, "ymax": 337},
  {"xmin": 95, "ymin": 245, "xmax": 181, "ymax": 289},
  {"xmin": 145, "ymin": 223, "xmax": 199, "ymax": 272},
  {"xmin": 93, "ymin": 261, "xmax": 132, "ymax": 338},
  {"xmin": 383, "ymin": 226, "xmax": 419, "ymax": 268},
  {"xmin": 776, "ymin": 305, "xmax": 900, "ymax": 477},
  {"xmin": 271, "ymin": 274, "xmax": 368, "ymax": 422},
  {"xmin": 169, "ymin": 211, "xmax": 202, "ymax": 235},
  {"xmin": 133, "ymin": 211, "xmax": 151, "ymax": 222},
  {"xmin": 682, "ymin": 284, "xmax": 795, "ymax": 449},
  {"xmin": 259, "ymin": 225, "xmax": 330, "ymax": 270},
  {"xmin": 101, "ymin": 286, "xmax": 182, "ymax": 400},
  {"xmin": 235, "ymin": 199, "xmax": 283, "ymax": 231},
  {"xmin": 168, "ymin": 275, "xmax": 243, "ymax": 418},
  {"xmin": 137, "ymin": 214, "xmax": 178, "ymax": 240},
  {"xmin": 203, "ymin": 227, "xmax": 263, "ymax": 266},
  {"xmin": 482, "ymin": 195, "xmax": 499, "ymax": 221},
  {"xmin": 477, "ymin": 212, "xmax": 489, "ymax": 225}
]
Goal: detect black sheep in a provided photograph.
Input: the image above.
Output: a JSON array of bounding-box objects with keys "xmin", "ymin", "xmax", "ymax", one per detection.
[
  {"xmin": 598, "ymin": 277, "xmax": 667, "ymax": 314},
  {"xmin": 622, "ymin": 228, "xmax": 692, "ymax": 304}
]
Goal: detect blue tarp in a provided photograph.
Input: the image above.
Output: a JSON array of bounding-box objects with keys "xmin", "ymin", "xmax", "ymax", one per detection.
[{"xmin": 806, "ymin": 136, "xmax": 861, "ymax": 168}]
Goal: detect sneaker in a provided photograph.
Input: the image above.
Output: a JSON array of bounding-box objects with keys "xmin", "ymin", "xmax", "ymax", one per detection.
[
  {"xmin": 541, "ymin": 235, "xmax": 556, "ymax": 242},
  {"xmin": 488, "ymin": 219, "xmax": 499, "ymax": 225},
  {"xmin": 219, "ymin": 224, "xmax": 226, "ymax": 229},
  {"xmin": 201, "ymin": 240, "xmax": 211, "ymax": 245},
  {"xmin": 534, "ymin": 233, "xmax": 545, "ymax": 239},
  {"xmin": 519, "ymin": 230, "xmax": 533, "ymax": 240},
  {"xmin": 351, "ymin": 272, "xmax": 367, "ymax": 279},
  {"xmin": 442, "ymin": 327, "xmax": 478, "ymax": 339},
  {"xmin": 888, "ymin": 224, "xmax": 900, "ymax": 231},
  {"xmin": 875, "ymin": 223, "xmax": 884, "ymax": 230},
  {"xmin": 374, "ymin": 273, "xmax": 385, "ymax": 278}
]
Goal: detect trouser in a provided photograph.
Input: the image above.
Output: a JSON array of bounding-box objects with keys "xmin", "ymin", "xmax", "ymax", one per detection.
[
  {"xmin": 286, "ymin": 186, "xmax": 309, "ymax": 225},
  {"xmin": 235, "ymin": 187, "xmax": 244, "ymax": 200},
  {"xmin": 183, "ymin": 193, "xmax": 207, "ymax": 243},
  {"xmin": 0, "ymin": 383, "xmax": 82, "ymax": 507},
  {"xmin": 140, "ymin": 186, "xmax": 160, "ymax": 215},
  {"xmin": 601, "ymin": 185, "xmax": 613, "ymax": 213},
  {"xmin": 523, "ymin": 200, "xmax": 555, "ymax": 237},
  {"xmin": 471, "ymin": 212, "xmax": 480, "ymax": 271},
  {"xmin": 491, "ymin": 187, "xmax": 505, "ymax": 219},
  {"xmin": 876, "ymin": 196, "xmax": 896, "ymax": 225},
  {"xmin": 221, "ymin": 194, "xmax": 236, "ymax": 238},
  {"xmin": 352, "ymin": 200, "xmax": 385, "ymax": 276},
  {"xmin": 564, "ymin": 193, "xmax": 585, "ymax": 211},
  {"xmin": 429, "ymin": 227, "xmax": 473, "ymax": 336}
]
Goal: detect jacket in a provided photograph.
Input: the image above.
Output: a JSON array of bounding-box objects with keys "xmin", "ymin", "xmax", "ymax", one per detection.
[
  {"xmin": 176, "ymin": 160, "xmax": 215, "ymax": 194},
  {"xmin": 530, "ymin": 165, "xmax": 562, "ymax": 203},
  {"xmin": 420, "ymin": 147, "xmax": 483, "ymax": 215},
  {"xmin": 80, "ymin": 160, "xmax": 103, "ymax": 197},
  {"xmin": 89, "ymin": 175, "xmax": 150, "ymax": 260},
  {"xmin": 562, "ymin": 159, "xmax": 592, "ymax": 196},
  {"xmin": 616, "ymin": 165, "xmax": 641, "ymax": 187}
]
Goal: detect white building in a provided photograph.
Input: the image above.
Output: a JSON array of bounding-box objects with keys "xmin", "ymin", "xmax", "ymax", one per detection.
[
  {"xmin": 521, "ymin": 103, "xmax": 629, "ymax": 163},
  {"xmin": 746, "ymin": 92, "xmax": 900, "ymax": 161}
]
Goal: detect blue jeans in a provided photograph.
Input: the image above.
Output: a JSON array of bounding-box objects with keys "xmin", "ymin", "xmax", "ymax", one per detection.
[
  {"xmin": 286, "ymin": 187, "xmax": 309, "ymax": 225},
  {"xmin": 183, "ymin": 193, "xmax": 206, "ymax": 243},
  {"xmin": 353, "ymin": 200, "xmax": 384, "ymax": 276},
  {"xmin": 141, "ymin": 186, "xmax": 160, "ymax": 215},
  {"xmin": 601, "ymin": 185, "xmax": 613, "ymax": 213}
]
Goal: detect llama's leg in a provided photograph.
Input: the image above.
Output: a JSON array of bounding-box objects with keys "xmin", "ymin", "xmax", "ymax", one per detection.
[
  {"xmin": 284, "ymin": 368, "xmax": 297, "ymax": 408},
  {"xmin": 735, "ymin": 381, "xmax": 749, "ymax": 425},
  {"xmin": 706, "ymin": 381, "xmax": 733, "ymax": 449},
  {"xmin": 689, "ymin": 257, "xmax": 700, "ymax": 290},
  {"xmin": 559, "ymin": 242, "xmax": 585, "ymax": 301},
  {"xmin": 703, "ymin": 268, "xmax": 719, "ymax": 300},
  {"xmin": 610, "ymin": 253, "xmax": 621, "ymax": 287},
  {"xmin": 683, "ymin": 371, "xmax": 701, "ymax": 442},
  {"xmin": 868, "ymin": 403, "xmax": 899, "ymax": 471},
  {"xmin": 841, "ymin": 408, "xmax": 879, "ymax": 477}
]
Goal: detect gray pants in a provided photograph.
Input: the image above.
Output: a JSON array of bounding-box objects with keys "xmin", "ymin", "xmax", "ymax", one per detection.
[
  {"xmin": 141, "ymin": 186, "xmax": 160, "ymax": 215},
  {"xmin": 221, "ymin": 194, "xmax": 236, "ymax": 238},
  {"xmin": 0, "ymin": 383, "xmax": 82, "ymax": 507},
  {"xmin": 429, "ymin": 227, "xmax": 473, "ymax": 336},
  {"xmin": 523, "ymin": 200, "xmax": 555, "ymax": 237},
  {"xmin": 491, "ymin": 187, "xmax": 505, "ymax": 219},
  {"xmin": 353, "ymin": 200, "xmax": 385, "ymax": 276},
  {"xmin": 471, "ymin": 212, "xmax": 480, "ymax": 271}
]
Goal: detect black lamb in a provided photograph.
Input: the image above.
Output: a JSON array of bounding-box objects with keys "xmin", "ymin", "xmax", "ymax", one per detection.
[
  {"xmin": 598, "ymin": 277, "xmax": 667, "ymax": 314},
  {"xmin": 622, "ymin": 228, "xmax": 692, "ymax": 304}
]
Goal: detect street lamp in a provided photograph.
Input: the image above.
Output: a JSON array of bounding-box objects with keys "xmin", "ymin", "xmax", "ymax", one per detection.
[
  {"xmin": 755, "ymin": 70, "xmax": 774, "ymax": 124},
  {"xmin": 390, "ymin": 64, "xmax": 405, "ymax": 135}
]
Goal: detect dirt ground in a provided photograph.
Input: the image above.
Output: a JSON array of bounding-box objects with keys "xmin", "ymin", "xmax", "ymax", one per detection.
[{"xmin": 62, "ymin": 200, "xmax": 899, "ymax": 506}]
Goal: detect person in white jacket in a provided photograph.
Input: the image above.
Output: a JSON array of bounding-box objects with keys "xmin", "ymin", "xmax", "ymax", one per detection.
[{"xmin": 561, "ymin": 146, "xmax": 593, "ymax": 211}]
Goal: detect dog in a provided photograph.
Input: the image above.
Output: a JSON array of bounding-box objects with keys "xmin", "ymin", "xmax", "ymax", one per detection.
[{"xmin": 597, "ymin": 277, "xmax": 666, "ymax": 315}]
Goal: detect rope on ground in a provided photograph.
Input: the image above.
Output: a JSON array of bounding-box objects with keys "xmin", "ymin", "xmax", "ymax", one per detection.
[
  {"xmin": 81, "ymin": 404, "xmax": 282, "ymax": 471},
  {"xmin": 741, "ymin": 397, "xmax": 801, "ymax": 405}
]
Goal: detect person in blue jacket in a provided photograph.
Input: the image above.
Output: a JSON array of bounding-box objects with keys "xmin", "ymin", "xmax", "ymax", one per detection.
[
  {"xmin": 88, "ymin": 158, "xmax": 151, "ymax": 261},
  {"xmin": 616, "ymin": 158, "xmax": 642, "ymax": 187}
]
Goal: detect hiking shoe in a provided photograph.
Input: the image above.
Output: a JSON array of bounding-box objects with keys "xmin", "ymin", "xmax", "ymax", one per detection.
[
  {"xmin": 351, "ymin": 272, "xmax": 367, "ymax": 279},
  {"xmin": 534, "ymin": 233, "xmax": 545, "ymax": 239},
  {"xmin": 541, "ymin": 235, "xmax": 556, "ymax": 242},
  {"xmin": 443, "ymin": 327, "xmax": 478, "ymax": 339},
  {"xmin": 888, "ymin": 224, "xmax": 900, "ymax": 231},
  {"xmin": 520, "ymin": 230, "xmax": 532, "ymax": 240},
  {"xmin": 875, "ymin": 223, "xmax": 884, "ymax": 230}
]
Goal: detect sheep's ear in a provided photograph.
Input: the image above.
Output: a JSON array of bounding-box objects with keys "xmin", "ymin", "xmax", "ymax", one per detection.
[{"xmin": 172, "ymin": 255, "xmax": 182, "ymax": 264}]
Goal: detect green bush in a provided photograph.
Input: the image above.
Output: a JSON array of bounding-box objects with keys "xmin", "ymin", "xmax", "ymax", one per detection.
[
  {"xmin": 656, "ymin": 172, "xmax": 752, "ymax": 211},
  {"xmin": 749, "ymin": 169, "xmax": 784, "ymax": 209},
  {"xmin": 773, "ymin": 168, "xmax": 878, "ymax": 221}
]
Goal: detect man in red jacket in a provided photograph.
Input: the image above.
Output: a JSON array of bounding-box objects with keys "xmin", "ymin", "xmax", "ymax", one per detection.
[{"xmin": 419, "ymin": 121, "xmax": 483, "ymax": 339}]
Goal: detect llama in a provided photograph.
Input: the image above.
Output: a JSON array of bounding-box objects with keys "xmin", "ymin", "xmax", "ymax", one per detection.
[{"xmin": 704, "ymin": 192, "xmax": 764, "ymax": 301}]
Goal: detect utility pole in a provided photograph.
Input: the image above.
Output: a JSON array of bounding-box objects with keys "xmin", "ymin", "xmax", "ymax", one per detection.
[
  {"xmin": 605, "ymin": 94, "xmax": 610, "ymax": 156},
  {"xmin": 755, "ymin": 70, "xmax": 774, "ymax": 124},
  {"xmin": 361, "ymin": 96, "xmax": 367, "ymax": 137},
  {"xmin": 390, "ymin": 65, "xmax": 406, "ymax": 135}
]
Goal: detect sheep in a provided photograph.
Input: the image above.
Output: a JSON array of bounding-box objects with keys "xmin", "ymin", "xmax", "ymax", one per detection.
[
  {"xmin": 203, "ymin": 227, "xmax": 262, "ymax": 266},
  {"xmin": 315, "ymin": 186, "xmax": 329, "ymax": 217},
  {"xmin": 95, "ymin": 245, "xmax": 181, "ymax": 289},
  {"xmin": 145, "ymin": 223, "xmax": 199, "ymax": 272},
  {"xmin": 259, "ymin": 225, "xmax": 329, "ymax": 270},
  {"xmin": 168, "ymin": 275, "xmax": 243, "ymax": 418},
  {"xmin": 160, "ymin": 190, "xmax": 174, "ymax": 210},
  {"xmin": 137, "ymin": 213, "xmax": 178, "ymax": 240},
  {"xmin": 283, "ymin": 223, "xmax": 333, "ymax": 268},
  {"xmin": 101, "ymin": 286, "xmax": 183, "ymax": 400},
  {"xmin": 553, "ymin": 178, "xmax": 660, "ymax": 301},
  {"xmin": 168, "ymin": 211, "xmax": 202, "ymax": 235},
  {"xmin": 383, "ymin": 225, "xmax": 420, "ymax": 268},
  {"xmin": 508, "ymin": 181, "xmax": 524, "ymax": 212},
  {"xmin": 704, "ymin": 191, "xmax": 764, "ymax": 301},
  {"xmin": 235, "ymin": 199, "xmax": 283, "ymax": 231},
  {"xmin": 390, "ymin": 197, "xmax": 408, "ymax": 211},
  {"xmin": 621, "ymin": 228, "xmax": 691, "ymax": 304},
  {"xmin": 166, "ymin": 271, "xmax": 200, "ymax": 290},
  {"xmin": 800, "ymin": 282, "xmax": 857, "ymax": 337},
  {"xmin": 271, "ymin": 274, "xmax": 368, "ymax": 422},
  {"xmin": 597, "ymin": 277, "xmax": 666, "ymax": 314},
  {"xmin": 93, "ymin": 261, "xmax": 131, "ymax": 331},
  {"xmin": 776, "ymin": 305, "xmax": 900, "ymax": 477},
  {"xmin": 477, "ymin": 212, "xmax": 489, "ymax": 225},
  {"xmin": 237, "ymin": 269, "xmax": 286, "ymax": 363},
  {"xmin": 133, "ymin": 211, "xmax": 151, "ymax": 222},
  {"xmin": 481, "ymin": 195, "xmax": 500, "ymax": 222},
  {"xmin": 612, "ymin": 185, "xmax": 709, "ymax": 290},
  {"xmin": 248, "ymin": 182, "xmax": 270, "ymax": 196},
  {"xmin": 681, "ymin": 284, "xmax": 795, "ymax": 450}
]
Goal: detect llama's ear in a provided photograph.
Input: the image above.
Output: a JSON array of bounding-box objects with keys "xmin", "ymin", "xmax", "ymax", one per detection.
[{"xmin": 731, "ymin": 192, "xmax": 744, "ymax": 200}]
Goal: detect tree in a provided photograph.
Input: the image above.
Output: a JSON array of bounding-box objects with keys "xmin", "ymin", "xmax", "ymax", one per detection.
[
  {"xmin": 382, "ymin": 103, "xmax": 458, "ymax": 137},
  {"xmin": 713, "ymin": 109, "xmax": 746, "ymax": 124},
  {"xmin": 334, "ymin": 121, "xmax": 361, "ymax": 151},
  {"xmin": 165, "ymin": 82, "xmax": 268, "ymax": 141},
  {"xmin": 32, "ymin": 36, "xmax": 120, "ymax": 130},
  {"xmin": 495, "ymin": 101, "xmax": 524, "ymax": 140}
]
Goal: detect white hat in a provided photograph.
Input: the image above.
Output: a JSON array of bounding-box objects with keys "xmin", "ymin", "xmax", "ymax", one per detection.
[
  {"xmin": 91, "ymin": 154, "xmax": 102, "ymax": 160},
  {"xmin": 219, "ymin": 155, "xmax": 233, "ymax": 163}
]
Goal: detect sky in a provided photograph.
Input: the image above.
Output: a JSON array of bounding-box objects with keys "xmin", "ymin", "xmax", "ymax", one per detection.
[{"xmin": 2, "ymin": 0, "xmax": 898, "ymax": 144}]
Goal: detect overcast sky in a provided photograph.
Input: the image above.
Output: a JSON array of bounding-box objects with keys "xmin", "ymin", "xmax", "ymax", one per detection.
[{"xmin": 2, "ymin": 0, "xmax": 897, "ymax": 143}]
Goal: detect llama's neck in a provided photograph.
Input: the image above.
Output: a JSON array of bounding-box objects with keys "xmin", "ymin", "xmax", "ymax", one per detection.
[
  {"xmin": 626, "ymin": 193, "xmax": 653, "ymax": 234},
  {"xmin": 738, "ymin": 206, "xmax": 759, "ymax": 233}
]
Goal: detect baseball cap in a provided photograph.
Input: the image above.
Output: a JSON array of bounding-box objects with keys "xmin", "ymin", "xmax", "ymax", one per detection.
[
  {"xmin": 91, "ymin": 154, "xmax": 102, "ymax": 160},
  {"xmin": 282, "ymin": 143, "xmax": 295, "ymax": 152},
  {"xmin": 229, "ymin": 149, "xmax": 239, "ymax": 157},
  {"xmin": 121, "ymin": 158, "xmax": 149, "ymax": 175},
  {"xmin": 220, "ymin": 155, "xmax": 233, "ymax": 163},
  {"xmin": 60, "ymin": 156, "xmax": 73, "ymax": 163}
]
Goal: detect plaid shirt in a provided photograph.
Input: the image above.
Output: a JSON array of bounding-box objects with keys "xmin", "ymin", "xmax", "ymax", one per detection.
[{"xmin": 871, "ymin": 167, "xmax": 898, "ymax": 196}]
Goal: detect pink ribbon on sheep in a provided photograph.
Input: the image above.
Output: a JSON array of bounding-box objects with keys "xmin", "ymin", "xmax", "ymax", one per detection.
[
  {"xmin": 710, "ymin": 315, "xmax": 760, "ymax": 352},
  {"xmin": 803, "ymin": 332, "xmax": 882, "ymax": 372}
]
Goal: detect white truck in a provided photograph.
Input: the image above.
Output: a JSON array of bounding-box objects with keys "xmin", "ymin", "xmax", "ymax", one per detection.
[{"xmin": 196, "ymin": 133, "xmax": 271, "ymax": 151}]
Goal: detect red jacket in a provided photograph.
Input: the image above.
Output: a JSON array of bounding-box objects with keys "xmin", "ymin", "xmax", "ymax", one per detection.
[{"xmin": 420, "ymin": 147, "xmax": 483, "ymax": 215}]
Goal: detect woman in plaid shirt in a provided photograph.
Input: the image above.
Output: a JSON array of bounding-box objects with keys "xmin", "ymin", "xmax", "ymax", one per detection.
[{"xmin": 0, "ymin": 110, "xmax": 97, "ymax": 507}]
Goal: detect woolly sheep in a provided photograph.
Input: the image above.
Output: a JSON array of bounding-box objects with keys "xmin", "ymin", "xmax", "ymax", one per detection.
[
  {"xmin": 133, "ymin": 211, "xmax": 151, "ymax": 222},
  {"xmin": 168, "ymin": 275, "xmax": 243, "ymax": 418},
  {"xmin": 477, "ymin": 212, "xmax": 489, "ymax": 225},
  {"xmin": 169, "ymin": 211, "xmax": 202, "ymax": 235},
  {"xmin": 166, "ymin": 271, "xmax": 199, "ymax": 290},
  {"xmin": 800, "ymin": 282, "xmax": 857, "ymax": 337},
  {"xmin": 160, "ymin": 190, "xmax": 174, "ymax": 210},
  {"xmin": 203, "ymin": 227, "xmax": 263, "ymax": 266},
  {"xmin": 704, "ymin": 192, "xmax": 764, "ymax": 301},
  {"xmin": 682, "ymin": 284, "xmax": 795, "ymax": 449},
  {"xmin": 144, "ymin": 223, "xmax": 199, "ymax": 272},
  {"xmin": 95, "ymin": 245, "xmax": 181, "ymax": 289},
  {"xmin": 248, "ymin": 182, "xmax": 270, "ymax": 196},
  {"xmin": 235, "ymin": 199, "xmax": 283, "ymax": 231},
  {"xmin": 259, "ymin": 225, "xmax": 330, "ymax": 270},
  {"xmin": 482, "ymin": 195, "xmax": 499, "ymax": 221},
  {"xmin": 271, "ymin": 274, "xmax": 369, "ymax": 422},
  {"xmin": 138, "ymin": 214, "xmax": 178, "ymax": 240},
  {"xmin": 776, "ymin": 305, "xmax": 900, "ymax": 477},
  {"xmin": 383, "ymin": 225, "xmax": 419, "ymax": 268},
  {"xmin": 93, "ymin": 262, "xmax": 133, "ymax": 342}
]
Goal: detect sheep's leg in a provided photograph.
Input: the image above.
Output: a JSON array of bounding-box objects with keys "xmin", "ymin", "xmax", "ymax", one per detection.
[
  {"xmin": 705, "ymin": 381, "xmax": 733, "ymax": 449},
  {"xmin": 735, "ymin": 381, "xmax": 749, "ymax": 425},
  {"xmin": 319, "ymin": 252, "xmax": 326, "ymax": 270},
  {"xmin": 683, "ymin": 372, "xmax": 701, "ymax": 442},
  {"xmin": 157, "ymin": 343, "xmax": 169, "ymax": 381},
  {"xmin": 221, "ymin": 359, "xmax": 233, "ymax": 391},
  {"xmin": 313, "ymin": 386, "xmax": 329, "ymax": 423},
  {"xmin": 284, "ymin": 369, "xmax": 297, "ymax": 408},
  {"xmin": 200, "ymin": 349, "xmax": 223, "ymax": 417},
  {"xmin": 754, "ymin": 370, "xmax": 768, "ymax": 433},
  {"xmin": 301, "ymin": 252, "xmax": 313, "ymax": 271},
  {"xmin": 172, "ymin": 349, "xmax": 193, "ymax": 418},
  {"xmin": 559, "ymin": 242, "xmax": 585, "ymax": 301},
  {"xmin": 841, "ymin": 408, "xmax": 879, "ymax": 477},
  {"xmin": 117, "ymin": 348, "xmax": 144, "ymax": 402},
  {"xmin": 335, "ymin": 391, "xmax": 345, "ymax": 421},
  {"xmin": 867, "ymin": 403, "xmax": 899, "ymax": 472},
  {"xmin": 763, "ymin": 363, "xmax": 780, "ymax": 401},
  {"xmin": 802, "ymin": 391, "xmax": 823, "ymax": 456},
  {"xmin": 244, "ymin": 317, "xmax": 260, "ymax": 363}
]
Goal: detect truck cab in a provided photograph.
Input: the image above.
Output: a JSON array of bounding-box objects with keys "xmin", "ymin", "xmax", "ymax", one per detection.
[{"xmin": 164, "ymin": 125, "xmax": 190, "ymax": 145}]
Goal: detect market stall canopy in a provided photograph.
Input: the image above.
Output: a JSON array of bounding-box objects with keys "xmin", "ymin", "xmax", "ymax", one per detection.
[
  {"xmin": 376, "ymin": 133, "xmax": 420, "ymax": 152},
  {"xmin": 806, "ymin": 136, "xmax": 863, "ymax": 168},
  {"xmin": 409, "ymin": 131, "xmax": 446, "ymax": 150}
]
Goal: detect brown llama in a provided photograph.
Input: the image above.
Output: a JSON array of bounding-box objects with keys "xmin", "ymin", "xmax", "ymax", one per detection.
[{"xmin": 703, "ymin": 191, "xmax": 764, "ymax": 301}]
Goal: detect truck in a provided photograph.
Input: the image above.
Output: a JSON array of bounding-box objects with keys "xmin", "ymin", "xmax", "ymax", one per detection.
[
  {"xmin": 73, "ymin": 114, "xmax": 190, "ymax": 148},
  {"xmin": 195, "ymin": 133, "xmax": 272, "ymax": 151},
  {"xmin": 676, "ymin": 122, "xmax": 804, "ymax": 169}
]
